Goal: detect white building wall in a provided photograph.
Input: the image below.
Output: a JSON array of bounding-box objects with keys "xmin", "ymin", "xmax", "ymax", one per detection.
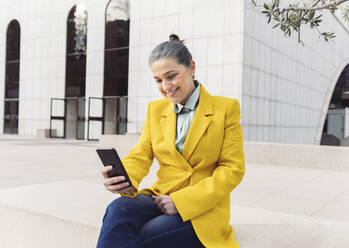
[
  {"xmin": 0, "ymin": 0, "xmax": 110, "ymax": 138},
  {"xmin": 243, "ymin": 4, "xmax": 349, "ymax": 144},
  {"xmin": 1, "ymin": 0, "xmax": 349, "ymax": 144},
  {"xmin": 128, "ymin": 0, "xmax": 244, "ymax": 133}
]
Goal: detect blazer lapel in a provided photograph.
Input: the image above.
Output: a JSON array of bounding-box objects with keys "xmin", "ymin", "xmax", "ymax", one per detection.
[
  {"xmin": 159, "ymin": 99, "xmax": 199, "ymax": 172},
  {"xmin": 160, "ymin": 102, "xmax": 176, "ymax": 151},
  {"xmin": 182, "ymin": 85, "xmax": 213, "ymax": 160},
  {"xmin": 159, "ymin": 85, "xmax": 214, "ymax": 165}
]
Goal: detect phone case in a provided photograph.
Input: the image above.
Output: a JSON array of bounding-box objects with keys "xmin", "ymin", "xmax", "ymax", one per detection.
[{"xmin": 96, "ymin": 148, "xmax": 133, "ymax": 187}]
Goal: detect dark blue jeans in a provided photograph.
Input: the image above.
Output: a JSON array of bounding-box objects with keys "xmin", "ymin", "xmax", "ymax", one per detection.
[{"xmin": 96, "ymin": 193, "xmax": 205, "ymax": 248}]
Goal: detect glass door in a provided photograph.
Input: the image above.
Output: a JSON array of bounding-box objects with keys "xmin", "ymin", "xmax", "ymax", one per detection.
[
  {"xmin": 88, "ymin": 97, "xmax": 104, "ymax": 141},
  {"xmin": 76, "ymin": 97, "xmax": 86, "ymax": 140},
  {"xmin": 50, "ymin": 98, "xmax": 66, "ymax": 138},
  {"xmin": 117, "ymin": 96, "xmax": 127, "ymax": 134},
  {"xmin": 3, "ymin": 99, "xmax": 18, "ymax": 134}
]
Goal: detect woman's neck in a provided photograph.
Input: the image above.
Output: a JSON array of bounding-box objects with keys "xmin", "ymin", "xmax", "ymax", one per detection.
[{"xmin": 180, "ymin": 82, "xmax": 196, "ymax": 105}]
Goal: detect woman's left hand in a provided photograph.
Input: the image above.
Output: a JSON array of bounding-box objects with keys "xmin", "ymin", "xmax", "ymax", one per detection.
[{"xmin": 152, "ymin": 195, "xmax": 179, "ymax": 215}]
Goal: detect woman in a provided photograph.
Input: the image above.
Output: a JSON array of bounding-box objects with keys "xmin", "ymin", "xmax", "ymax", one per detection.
[{"xmin": 97, "ymin": 34, "xmax": 245, "ymax": 248}]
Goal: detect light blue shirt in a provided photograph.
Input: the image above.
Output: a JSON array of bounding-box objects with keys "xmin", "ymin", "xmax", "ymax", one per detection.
[{"xmin": 174, "ymin": 81, "xmax": 200, "ymax": 154}]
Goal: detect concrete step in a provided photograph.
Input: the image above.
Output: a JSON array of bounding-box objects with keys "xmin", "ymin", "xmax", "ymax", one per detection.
[
  {"xmin": 0, "ymin": 180, "xmax": 348, "ymax": 248},
  {"xmin": 0, "ymin": 180, "xmax": 112, "ymax": 248},
  {"xmin": 232, "ymin": 205, "xmax": 349, "ymax": 248}
]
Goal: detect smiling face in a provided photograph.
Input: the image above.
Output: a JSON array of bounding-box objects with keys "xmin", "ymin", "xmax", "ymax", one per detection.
[{"xmin": 151, "ymin": 58, "xmax": 196, "ymax": 105}]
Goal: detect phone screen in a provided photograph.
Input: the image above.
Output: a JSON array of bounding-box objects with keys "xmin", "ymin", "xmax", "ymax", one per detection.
[{"xmin": 96, "ymin": 148, "xmax": 133, "ymax": 187}]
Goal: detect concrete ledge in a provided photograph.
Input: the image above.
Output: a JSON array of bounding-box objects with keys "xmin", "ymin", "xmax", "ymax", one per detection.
[
  {"xmin": 99, "ymin": 135, "xmax": 349, "ymax": 171},
  {"xmin": 232, "ymin": 205, "xmax": 349, "ymax": 248},
  {"xmin": 244, "ymin": 142, "xmax": 349, "ymax": 171},
  {"xmin": 36, "ymin": 129, "xmax": 56, "ymax": 138},
  {"xmin": 0, "ymin": 180, "xmax": 114, "ymax": 248},
  {"xmin": 0, "ymin": 203, "xmax": 99, "ymax": 248},
  {"xmin": 1, "ymin": 180, "xmax": 349, "ymax": 248}
]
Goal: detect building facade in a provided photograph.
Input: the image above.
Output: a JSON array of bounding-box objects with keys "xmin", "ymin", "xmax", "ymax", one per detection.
[{"xmin": 0, "ymin": 0, "xmax": 349, "ymax": 144}]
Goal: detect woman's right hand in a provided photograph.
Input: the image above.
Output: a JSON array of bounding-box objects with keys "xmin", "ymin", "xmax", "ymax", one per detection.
[{"xmin": 101, "ymin": 165, "xmax": 135, "ymax": 194}]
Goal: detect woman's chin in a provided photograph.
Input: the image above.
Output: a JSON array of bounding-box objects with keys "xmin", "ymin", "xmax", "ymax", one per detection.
[
  {"xmin": 167, "ymin": 97, "xmax": 180, "ymax": 104},
  {"xmin": 169, "ymin": 99, "xmax": 179, "ymax": 104}
]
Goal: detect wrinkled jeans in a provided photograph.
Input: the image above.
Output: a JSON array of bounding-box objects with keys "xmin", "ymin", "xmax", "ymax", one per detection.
[{"xmin": 96, "ymin": 193, "xmax": 205, "ymax": 248}]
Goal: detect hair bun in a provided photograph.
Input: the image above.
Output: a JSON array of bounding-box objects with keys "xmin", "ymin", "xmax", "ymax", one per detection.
[{"xmin": 169, "ymin": 34, "xmax": 184, "ymax": 43}]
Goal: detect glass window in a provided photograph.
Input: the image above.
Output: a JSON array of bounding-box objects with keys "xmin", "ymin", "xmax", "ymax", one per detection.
[
  {"xmin": 5, "ymin": 20, "xmax": 20, "ymax": 99},
  {"xmin": 330, "ymin": 64, "xmax": 349, "ymax": 108},
  {"xmin": 5, "ymin": 62, "xmax": 20, "ymax": 98},
  {"xmin": 104, "ymin": 0, "xmax": 130, "ymax": 97},
  {"xmin": 65, "ymin": 4, "xmax": 88, "ymax": 97},
  {"xmin": 4, "ymin": 20, "xmax": 20, "ymax": 134}
]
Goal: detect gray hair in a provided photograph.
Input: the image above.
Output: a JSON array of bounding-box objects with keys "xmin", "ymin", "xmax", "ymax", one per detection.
[{"xmin": 148, "ymin": 34, "xmax": 193, "ymax": 67}]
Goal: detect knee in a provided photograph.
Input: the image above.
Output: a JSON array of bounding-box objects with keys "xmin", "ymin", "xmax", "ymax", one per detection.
[{"xmin": 105, "ymin": 196, "xmax": 131, "ymax": 218}]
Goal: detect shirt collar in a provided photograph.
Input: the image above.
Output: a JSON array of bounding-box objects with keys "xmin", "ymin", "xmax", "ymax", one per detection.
[{"xmin": 174, "ymin": 80, "xmax": 200, "ymax": 114}]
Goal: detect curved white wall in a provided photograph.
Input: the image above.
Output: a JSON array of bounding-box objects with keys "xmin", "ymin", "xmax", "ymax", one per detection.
[{"xmin": 242, "ymin": 5, "xmax": 349, "ymax": 144}]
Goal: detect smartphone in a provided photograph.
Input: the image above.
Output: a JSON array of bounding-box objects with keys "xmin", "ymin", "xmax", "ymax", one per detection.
[{"xmin": 96, "ymin": 148, "xmax": 133, "ymax": 187}]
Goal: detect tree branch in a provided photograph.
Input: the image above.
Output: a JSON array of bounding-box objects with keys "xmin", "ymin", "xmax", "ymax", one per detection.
[
  {"xmin": 252, "ymin": 0, "xmax": 349, "ymax": 43},
  {"xmin": 283, "ymin": 0, "xmax": 349, "ymax": 12}
]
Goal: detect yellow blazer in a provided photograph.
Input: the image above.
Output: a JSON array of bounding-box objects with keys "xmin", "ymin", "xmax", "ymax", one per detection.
[{"xmin": 121, "ymin": 84, "xmax": 245, "ymax": 248}]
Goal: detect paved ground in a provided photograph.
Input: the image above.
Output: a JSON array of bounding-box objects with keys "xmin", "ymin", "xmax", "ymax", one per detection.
[{"xmin": 1, "ymin": 134, "xmax": 349, "ymax": 225}]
